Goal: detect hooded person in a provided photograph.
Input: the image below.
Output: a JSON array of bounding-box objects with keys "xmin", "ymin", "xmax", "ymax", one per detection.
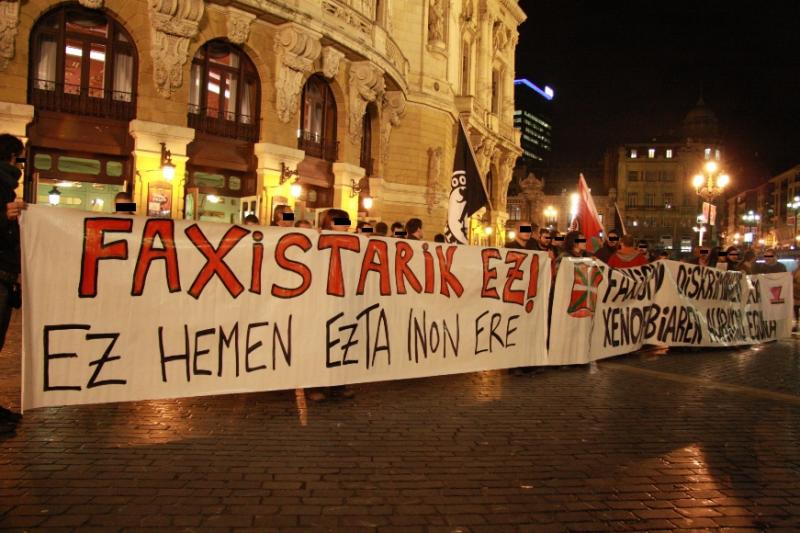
[
  {"xmin": 608, "ymin": 234, "xmax": 648, "ymax": 268},
  {"xmin": 594, "ymin": 229, "xmax": 620, "ymax": 263}
]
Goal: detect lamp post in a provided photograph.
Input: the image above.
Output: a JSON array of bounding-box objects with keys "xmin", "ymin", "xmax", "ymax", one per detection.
[
  {"xmin": 543, "ymin": 205, "xmax": 558, "ymax": 228},
  {"xmin": 741, "ymin": 210, "xmax": 761, "ymax": 244},
  {"xmin": 692, "ymin": 161, "xmax": 730, "ymax": 244},
  {"xmin": 786, "ymin": 195, "xmax": 800, "ymax": 248}
]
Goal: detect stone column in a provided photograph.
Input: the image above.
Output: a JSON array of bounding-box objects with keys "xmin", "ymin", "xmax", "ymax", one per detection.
[
  {"xmin": 129, "ymin": 120, "xmax": 195, "ymax": 218},
  {"xmin": 332, "ymin": 162, "xmax": 365, "ymax": 224},
  {"xmin": 254, "ymin": 142, "xmax": 304, "ymax": 224}
]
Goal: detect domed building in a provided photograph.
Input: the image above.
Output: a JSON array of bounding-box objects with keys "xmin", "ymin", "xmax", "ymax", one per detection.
[
  {"xmin": 611, "ymin": 98, "xmax": 726, "ymax": 253},
  {"xmin": 0, "ymin": 0, "xmax": 524, "ymax": 240}
]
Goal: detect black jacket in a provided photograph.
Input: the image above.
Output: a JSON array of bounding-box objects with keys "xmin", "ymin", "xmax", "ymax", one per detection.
[{"xmin": 0, "ymin": 162, "xmax": 21, "ymax": 275}]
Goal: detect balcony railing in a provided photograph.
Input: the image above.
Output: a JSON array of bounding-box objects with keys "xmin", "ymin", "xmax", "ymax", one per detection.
[
  {"xmin": 188, "ymin": 106, "xmax": 260, "ymax": 142},
  {"xmin": 298, "ymin": 129, "xmax": 338, "ymax": 161},
  {"xmin": 31, "ymin": 80, "xmax": 135, "ymax": 121}
]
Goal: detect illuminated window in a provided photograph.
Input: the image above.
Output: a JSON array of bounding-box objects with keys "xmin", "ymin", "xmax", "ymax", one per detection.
[
  {"xmin": 299, "ymin": 75, "xmax": 338, "ymax": 161},
  {"xmin": 704, "ymin": 148, "xmax": 711, "ymax": 159},
  {"xmin": 30, "ymin": 5, "xmax": 136, "ymax": 116},
  {"xmin": 189, "ymin": 40, "xmax": 260, "ymax": 140},
  {"xmin": 630, "ymin": 149, "xmax": 638, "ymax": 159},
  {"xmin": 715, "ymin": 149, "xmax": 721, "ymax": 160},
  {"xmin": 666, "ymin": 149, "xmax": 673, "ymax": 158},
  {"xmin": 648, "ymin": 148, "xmax": 655, "ymax": 158}
]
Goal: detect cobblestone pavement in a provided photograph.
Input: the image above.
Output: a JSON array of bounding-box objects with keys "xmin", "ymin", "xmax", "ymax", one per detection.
[{"xmin": 2, "ymin": 309, "xmax": 800, "ymax": 532}]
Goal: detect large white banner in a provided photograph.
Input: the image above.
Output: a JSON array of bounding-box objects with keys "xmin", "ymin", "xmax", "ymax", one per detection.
[
  {"xmin": 21, "ymin": 206, "xmax": 551, "ymax": 410},
  {"xmin": 550, "ymin": 258, "xmax": 793, "ymax": 361}
]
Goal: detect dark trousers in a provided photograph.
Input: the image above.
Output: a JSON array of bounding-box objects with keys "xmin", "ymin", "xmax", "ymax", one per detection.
[{"xmin": 0, "ymin": 281, "xmax": 13, "ymax": 350}]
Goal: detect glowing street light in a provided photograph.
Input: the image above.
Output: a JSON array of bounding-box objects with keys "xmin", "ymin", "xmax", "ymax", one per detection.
[{"xmin": 543, "ymin": 205, "xmax": 558, "ymax": 227}]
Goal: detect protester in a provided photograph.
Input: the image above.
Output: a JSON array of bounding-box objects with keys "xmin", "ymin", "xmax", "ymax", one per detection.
[
  {"xmin": 551, "ymin": 232, "xmax": 564, "ymax": 253},
  {"xmin": 505, "ymin": 220, "xmax": 533, "ymax": 249},
  {"xmin": 243, "ymin": 214, "xmax": 260, "ymax": 226},
  {"xmin": 608, "ymin": 234, "xmax": 648, "ymax": 268},
  {"xmin": 656, "ymin": 249, "xmax": 671, "ymax": 261},
  {"xmin": 271, "ymin": 205, "xmax": 294, "ymax": 227},
  {"xmin": 756, "ymin": 248, "xmax": 787, "ymax": 273},
  {"xmin": 0, "ymin": 134, "xmax": 24, "ymax": 433},
  {"xmin": 725, "ymin": 246, "xmax": 741, "ymax": 271},
  {"xmin": 405, "ymin": 218, "xmax": 423, "ymax": 240},
  {"xmin": 793, "ymin": 267, "xmax": 800, "ymax": 332},
  {"xmin": 307, "ymin": 209, "xmax": 356, "ymax": 402},
  {"xmin": 688, "ymin": 245, "xmax": 715, "ymax": 268},
  {"xmin": 528, "ymin": 227, "xmax": 553, "ymax": 252},
  {"xmin": 113, "ymin": 191, "xmax": 135, "ymax": 214},
  {"xmin": 637, "ymin": 240, "xmax": 649, "ymax": 260},
  {"xmin": 358, "ymin": 222, "xmax": 374, "ymax": 235},
  {"xmin": 555, "ymin": 230, "xmax": 588, "ymax": 266},
  {"xmin": 594, "ymin": 229, "xmax": 620, "ymax": 263},
  {"xmin": 294, "ymin": 219, "xmax": 312, "ymax": 229},
  {"xmin": 433, "ymin": 233, "xmax": 445, "ymax": 243},
  {"xmin": 390, "ymin": 221, "xmax": 404, "ymax": 237},
  {"xmin": 738, "ymin": 249, "xmax": 757, "ymax": 274},
  {"xmin": 374, "ymin": 221, "xmax": 388, "ymax": 236}
]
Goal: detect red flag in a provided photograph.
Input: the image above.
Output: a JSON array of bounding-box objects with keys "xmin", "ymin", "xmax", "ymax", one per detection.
[{"xmin": 574, "ymin": 174, "xmax": 606, "ymax": 252}]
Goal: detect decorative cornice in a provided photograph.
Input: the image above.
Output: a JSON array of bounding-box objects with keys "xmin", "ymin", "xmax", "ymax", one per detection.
[
  {"xmin": 273, "ymin": 24, "xmax": 321, "ymax": 124},
  {"xmin": 348, "ymin": 62, "xmax": 385, "ymax": 143},
  {"xmin": 321, "ymin": 46, "xmax": 344, "ymax": 79},
  {"xmin": 226, "ymin": 6, "xmax": 256, "ymax": 45},
  {"xmin": 0, "ymin": 1, "xmax": 20, "ymax": 72},
  {"xmin": 148, "ymin": 0, "xmax": 204, "ymax": 98},
  {"xmin": 380, "ymin": 91, "xmax": 406, "ymax": 164}
]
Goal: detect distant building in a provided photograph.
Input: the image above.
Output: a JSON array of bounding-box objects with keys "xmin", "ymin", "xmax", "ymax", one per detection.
[
  {"xmin": 612, "ymin": 98, "xmax": 724, "ymax": 252},
  {"xmin": 726, "ymin": 164, "xmax": 800, "ymax": 249},
  {"xmin": 513, "ymin": 78, "xmax": 554, "ymax": 173}
]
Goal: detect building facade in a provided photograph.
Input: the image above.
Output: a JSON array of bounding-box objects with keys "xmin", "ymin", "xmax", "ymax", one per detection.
[
  {"xmin": 512, "ymin": 78, "xmax": 552, "ymax": 171},
  {"xmin": 0, "ymin": 0, "xmax": 524, "ymax": 239},
  {"xmin": 726, "ymin": 164, "xmax": 800, "ymax": 249},
  {"xmin": 613, "ymin": 99, "xmax": 724, "ymax": 252}
]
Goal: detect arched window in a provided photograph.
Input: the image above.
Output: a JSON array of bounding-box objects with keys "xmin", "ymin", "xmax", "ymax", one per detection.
[
  {"xmin": 298, "ymin": 75, "xmax": 338, "ymax": 161},
  {"xmin": 29, "ymin": 5, "xmax": 137, "ymax": 120},
  {"xmin": 188, "ymin": 40, "xmax": 260, "ymax": 141}
]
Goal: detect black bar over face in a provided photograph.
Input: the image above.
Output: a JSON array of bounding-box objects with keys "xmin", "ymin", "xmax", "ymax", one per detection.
[{"xmin": 115, "ymin": 202, "xmax": 136, "ymax": 212}]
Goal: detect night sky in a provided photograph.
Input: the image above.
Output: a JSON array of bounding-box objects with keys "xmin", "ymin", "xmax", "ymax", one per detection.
[{"xmin": 515, "ymin": 1, "xmax": 800, "ymax": 191}]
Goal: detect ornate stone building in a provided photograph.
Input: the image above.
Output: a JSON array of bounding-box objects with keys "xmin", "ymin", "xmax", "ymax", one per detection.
[{"xmin": 0, "ymin": 0, "xmax": 524, "ymax": 239}]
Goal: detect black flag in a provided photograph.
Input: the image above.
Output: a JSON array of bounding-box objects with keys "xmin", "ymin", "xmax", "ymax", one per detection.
[{"xmin": 445, "ymin": 120, "xmax": 490, "ymax": 244}]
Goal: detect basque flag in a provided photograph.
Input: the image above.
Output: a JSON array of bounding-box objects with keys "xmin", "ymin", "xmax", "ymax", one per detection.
[{"xmin": 445, "ymin": 119, "xmax": 490, "ymax": 244}]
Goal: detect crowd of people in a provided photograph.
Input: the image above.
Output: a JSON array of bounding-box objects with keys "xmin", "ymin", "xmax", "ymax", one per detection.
[{"xmin": 506, "ymin": 219, "xmax": 789, "ymax": 274}]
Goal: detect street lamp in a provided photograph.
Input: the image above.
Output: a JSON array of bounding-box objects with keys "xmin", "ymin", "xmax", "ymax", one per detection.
[
  {"xmin": 543, "ymin": 205, "xmax": 558, "ymax": 227},
  {"xmin": 692, "ymin": 160, "xmax": 730, "ymax": 243},
  {"xmin": 786, "ymin": 195, "xmax": 800, "ymax": 247},
  {"xmin": 742, "ymin": 210, "xmax": 761, "ymax": 243}
]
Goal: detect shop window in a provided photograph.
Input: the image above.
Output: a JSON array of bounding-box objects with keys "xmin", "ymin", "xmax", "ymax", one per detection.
[
  {"xmin": 299, "ymin": 75, "xmax": 338, "ymax": 161},
  {"xmin": 58, "ymin": 156, "xmax": 101, "ymax": 175},
  {"xmin": 29, "ymin": 5, "xmax": 137, "ymax": 120},
  {"xmin": 34, "ymin": 154, "xmax": 52, "ymax": 170},
  {"xmin": 188, "ymin": 40, "xmax": 260, "ymax": 141}
]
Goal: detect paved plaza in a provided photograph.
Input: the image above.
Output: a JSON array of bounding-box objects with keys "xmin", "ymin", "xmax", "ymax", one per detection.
[{"xmin": 1, "ymin": 310, "xmax": 799, "ymax": 532}]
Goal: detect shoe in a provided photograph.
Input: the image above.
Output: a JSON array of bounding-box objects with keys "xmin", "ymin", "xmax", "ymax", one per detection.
[
  {"xmin": 0, "ymin": 407, "xmax": 21, "ymax": 423},
  {"xmin": 307, "ymin": 390, "xmax": 326, "ymax": 402}
]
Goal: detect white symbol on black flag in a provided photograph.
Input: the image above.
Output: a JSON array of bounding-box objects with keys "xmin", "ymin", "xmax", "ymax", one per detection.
[{"xmin": 445, "ymin": 120, "xmax": 490, "ymax": 244}]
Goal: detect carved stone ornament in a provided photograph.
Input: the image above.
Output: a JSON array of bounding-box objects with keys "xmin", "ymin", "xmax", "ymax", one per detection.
[
  {"xmin": 380, "ymin": 91, "xmax": 406, "ymax": 163},
  {"xmin": 148, "ymin": 0, "xmax": 204, "ymax": 98},
  {"xmin": 348, "ymin": 62, "xmax": 385, "ymax": 143},
  {"xmin": 321, "ymin": 46, "xmax": 344, "ymax": 79},
  {"xmin": 79, "ymin": 0, "xmax": 105, "ymax": 7},
  {"xmin": 426, "ymin": 146, "xmax": 443, "ymax": 214},
  {"xmin": 274, "ymin": 25, "xmax": 321, "ymax": 124},
  {"xmin": 427, "ymin": 0, "xmax": 445, "ymax": 44},
  {"xmin": 0, "ymin": 1, "xmax": 20, "ymax": 71},
  {"xmin": 462, "ymin": 0, "xmax": 474, "ymax": 22},
  {"xmin": 471, "ymin": 133, "xmax": 497, "ymax": 175},
  {"xmin": 226, "ymin": 7, "xmax": 256, "ymax": 45}
]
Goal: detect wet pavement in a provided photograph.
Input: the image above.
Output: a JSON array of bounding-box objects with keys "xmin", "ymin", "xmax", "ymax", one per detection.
[{"xmin": 2, "ymin": 310, "xmax": 799, "ymax": 532}]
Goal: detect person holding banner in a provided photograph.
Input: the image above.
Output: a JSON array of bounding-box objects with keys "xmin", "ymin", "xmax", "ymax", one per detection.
[
  {"xmin": 305, "ymin": 209, "xmax": 357, "ymax": 402},
  {"xmin": 505, "ymin": 221, "xmax": 533, "ymax": 249},
  {"xmin": 756, "ymin": 248, "xmax": 787, "ymax": 274},
  {"xmin": 593, "ymin": 229, "xmax": 620, "ymax": 263},
  {"xmin": 0, "ymin": 134, "xmax": 24, "ymax": 432}
]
